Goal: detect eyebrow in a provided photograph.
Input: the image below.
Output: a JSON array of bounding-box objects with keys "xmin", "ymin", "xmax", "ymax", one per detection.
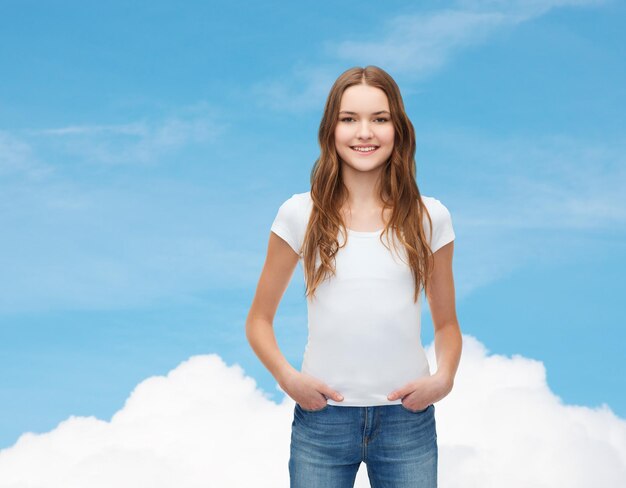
[{"xmin": 338, "ymin": 110, "xmax": 391, "ymax": 115}]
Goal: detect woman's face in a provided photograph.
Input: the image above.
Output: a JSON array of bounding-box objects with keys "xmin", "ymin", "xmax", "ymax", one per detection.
[{"xmin": 334, "ymin": 84, "xmax": 395, "ymax": 174}]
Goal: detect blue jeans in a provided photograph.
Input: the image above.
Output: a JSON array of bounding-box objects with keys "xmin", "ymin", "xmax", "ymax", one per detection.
[{"xmin": 289, "ymin": 402, "xmax": 437, "ymax": 487}]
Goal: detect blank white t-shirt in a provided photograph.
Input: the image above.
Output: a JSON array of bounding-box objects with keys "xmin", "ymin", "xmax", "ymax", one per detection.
[{"xmin": 270, "ymin": 191, "xmax": 455, "ymax": 407}]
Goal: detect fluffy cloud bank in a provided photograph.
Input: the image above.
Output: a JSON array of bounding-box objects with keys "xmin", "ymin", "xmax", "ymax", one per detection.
[{"xmin": 1, "ymin": 335, "xmax": 624, "ymax": 487}]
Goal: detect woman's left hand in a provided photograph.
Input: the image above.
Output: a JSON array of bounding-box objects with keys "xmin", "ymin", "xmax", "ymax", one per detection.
[{"xmin": 387, "ymin": 372, "xmax": 453, "ymax": 411}]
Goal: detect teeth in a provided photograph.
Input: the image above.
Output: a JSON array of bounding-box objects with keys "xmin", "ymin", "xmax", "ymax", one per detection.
[{"xmin": 352, "ymin": 146, "xmax": 377, "ymax": 152}]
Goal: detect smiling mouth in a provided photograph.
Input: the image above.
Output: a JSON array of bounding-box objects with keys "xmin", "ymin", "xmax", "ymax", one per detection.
[{"xmin": 350, "ymin": 145, "xmax": 379, "ymax": 154}]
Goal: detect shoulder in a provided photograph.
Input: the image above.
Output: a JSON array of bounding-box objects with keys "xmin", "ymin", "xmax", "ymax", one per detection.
[
  {"xmin": 291, "ymin": 190, "xmax": 312, "ymax": 205},
  {"xmin": 270, "ymin": 191, "xmax": 312, "ymax": 257},
  {"xmin": 420, "ymin": 195, "xmax": 452, "ymax": 218},
  {"xmin": 420, "ymin": 194, "xmax": 455, "ymax": 253},
  {"xmin": 276, "ymin": 190, "xmax": 312, "ymax": 215}
]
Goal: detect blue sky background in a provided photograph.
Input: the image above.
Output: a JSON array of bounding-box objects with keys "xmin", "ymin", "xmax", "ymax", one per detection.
[{"xmin": 1, "ymin": 0, "xmax": 624, "ymax": 450}]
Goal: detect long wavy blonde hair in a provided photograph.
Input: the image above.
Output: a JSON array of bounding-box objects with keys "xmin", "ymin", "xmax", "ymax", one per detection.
[{"xmin": 302, "ymin": 65, "xmax": 437, "ymax": 303}]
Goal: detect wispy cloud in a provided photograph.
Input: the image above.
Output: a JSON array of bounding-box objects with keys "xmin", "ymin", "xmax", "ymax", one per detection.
[
  {"xmin": 251, "ymin": 62, "xmax": 340, "ymax": 112},
  {"xmin": 251, "ymin": 0, "xmax": 606, "ymax": 111},
  {"xmin": 0, "ymin": 178, "xmax": 262, "ymax": 314},
  {"xmin": 455, "ymin": 0, "xmax": 607, "ymax": 18},
  {"xmin": 0, "ymin": 131, "xmax": 53, "ymax": 179},
  {"xmin": 24, "ymin": 105, "xmax": 226, "ymax": 166},
  {"xmin": 0, "ymin": 105, "xmax": 247, "ymax": 314},
  {"xmin": 413, "ymin": 129, "xmax": 626, "ymax": 298},
  {"xmin": 1, "ymin": 335, "xmax": 624, "ymax": 487},
  {"xmin": 35, "ymin": 122, "xmax": 148, "ymax": 137},
  {"xmin": 332, "ymin": 9, "xmax": 508, "ymax": 79},
  {"xmin": 423, "ymin": 130, "xmax": 626, "ymax": 230},
  {"xmin": 336, "ymin": 0, "xmax": 608, "ymax": 76}
]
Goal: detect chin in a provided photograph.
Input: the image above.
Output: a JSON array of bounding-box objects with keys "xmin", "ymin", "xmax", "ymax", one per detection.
[
  {"xmin": 344, "ymin": 160, "xmax": 387, "ymax": 173},
  {"xmin": 339, "ymin": 152, "xmax": 392, "ymax": 172}
]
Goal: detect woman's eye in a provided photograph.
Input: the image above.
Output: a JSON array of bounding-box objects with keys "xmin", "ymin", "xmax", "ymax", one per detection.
[{"xmin": 339, "ymin": 117, "xmax": 389, "ymax": 123}]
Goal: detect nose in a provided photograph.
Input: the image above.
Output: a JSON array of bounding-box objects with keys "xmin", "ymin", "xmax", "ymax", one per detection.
[{"xmin": 356, "ymin": 120, "xmax": 374, "ymax": 139}]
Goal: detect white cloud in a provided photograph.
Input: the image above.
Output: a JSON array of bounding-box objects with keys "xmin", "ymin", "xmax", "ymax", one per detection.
[
  {"xmin": 332, "ymin": 9, "xmax": 508, "ymax": 79},
  {"xmin": 454, "ymin": 0, "xmax": 607, "ymax": 18},
  {"xmin": 0, "ymin": 131, "xmax": 53, "ymax": 180},
  {"xmin": 250, "ymin": 61, "xmax": 340, "ymax": 112},
  {"xmin": 0, "ymin": 104, "xmax": 247, "ymax": 314},
  {"xmin": 32, "ymin": 117, "xmax": 223, "ymax": 166},
  {"xmin": 35, "ymin": 122, "xmax": 149, "ymax": 137},
  {"xmin": 413, "ymin": 130, "xmax": 626, "ymax": 299},
  {"xmin": 334, "ymin": 0, "xmax": 607, "ymax": 76},
  {"xmin": 251, "ymin": 0, "xmax": 606, "ymax": 111},
  {"xmin": 0, "ymin": 173, "xmax": 263, "ymax": 313},
  {"xmin": 431, "ymin": 131, "xmax": 626, "ymax": 230},
  {"xmin": 23, "ymin": 102, "xmax": 227, "ymax": 166},
  {"xmin": 1, "ymin": 334, "xmax": 624, "ymax": 487}
]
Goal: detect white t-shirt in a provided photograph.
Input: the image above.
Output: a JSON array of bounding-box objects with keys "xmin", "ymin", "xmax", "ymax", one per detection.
[{"xmin": 270, "ymin": 191, "xmax": 455, "ymax": 407}]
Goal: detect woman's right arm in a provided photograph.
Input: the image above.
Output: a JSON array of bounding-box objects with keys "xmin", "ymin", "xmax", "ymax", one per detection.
[
  {"xmin": 245, "ymin": 231, "xmax": 301, "ymax": 389},
  {"xmin": 245, "ymin": 232, "xmax": 344, "ymax": 409}
]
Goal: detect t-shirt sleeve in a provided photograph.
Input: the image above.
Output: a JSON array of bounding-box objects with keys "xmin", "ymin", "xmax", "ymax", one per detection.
[
  {"xmin": 428, "ymin": 198, "xmax": 456, "ymax": 254},
  {"xmin": 270, "ymin": 194, "xmax": 303, "ymax": 257}
]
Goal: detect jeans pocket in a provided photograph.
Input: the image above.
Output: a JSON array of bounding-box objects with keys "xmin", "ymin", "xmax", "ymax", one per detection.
[
  {"xmin": 400, "ymin": 402, "xmax": 431, "ymax": 414},
  {"xmin": 297, "ymin": 402, "xmax": 329, "ymax": 413}
]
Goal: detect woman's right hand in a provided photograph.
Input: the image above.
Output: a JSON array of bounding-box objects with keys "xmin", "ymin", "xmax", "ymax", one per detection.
[{"xmin": 281, "ymin": 370, "xmax": 344, "ymax": 411}]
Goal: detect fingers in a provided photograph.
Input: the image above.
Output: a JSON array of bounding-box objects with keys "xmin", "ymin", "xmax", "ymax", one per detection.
[
  {"xmin": 388, "ymin": 387, "xmax": 408, "ymax": 401},
  {"xmin": 320, "ymin": 386, "xmax": 343, "ymax": 402}
]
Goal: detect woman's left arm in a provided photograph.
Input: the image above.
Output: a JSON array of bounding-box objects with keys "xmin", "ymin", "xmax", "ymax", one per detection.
[
  {"xmin": 387, "ymin": 241, "xmax": 462, "ymax": 408},
  {"xmin": 427, "ymin": 241, "xmax": 462, "ymax": 392}
]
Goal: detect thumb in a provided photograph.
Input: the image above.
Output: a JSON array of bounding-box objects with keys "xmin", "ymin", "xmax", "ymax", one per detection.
[{"xmin": 322, "ymin": 387, "xmax": 344, "ymax": 402}]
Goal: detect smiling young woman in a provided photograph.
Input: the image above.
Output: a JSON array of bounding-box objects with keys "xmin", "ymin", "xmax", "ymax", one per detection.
[{"xmin": 246, "ymin": 65, "xmax": 461, "ymax": 488}]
